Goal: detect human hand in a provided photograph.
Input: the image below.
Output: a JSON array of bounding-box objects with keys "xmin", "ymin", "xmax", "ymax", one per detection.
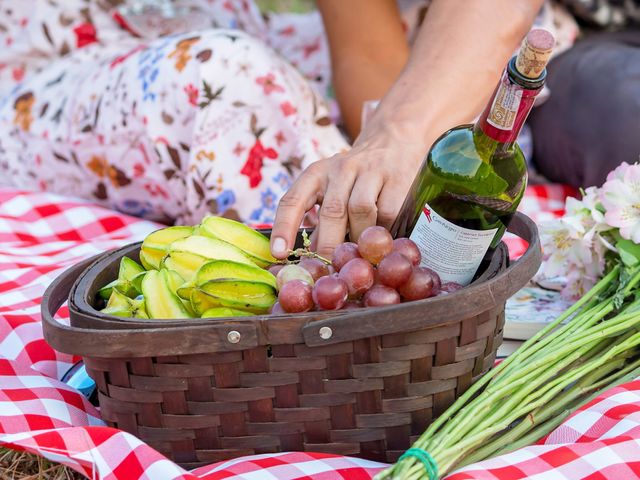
[{"xmin": 270, "ymin": 127, "xmax": 427, "ymax": 259}]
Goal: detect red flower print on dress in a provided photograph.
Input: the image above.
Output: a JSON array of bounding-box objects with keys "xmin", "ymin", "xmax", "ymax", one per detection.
[
  {"xmin": 278, "ymin": 26, "xmax": 296, "ymax": 36},
  {"xmin": 303, "ymin": 39, "xmax": 321, "ymax": 59},
  {"xmin": 241, "ymin": 139, "xmax": 278, "ymax": 188},
  {"xmin": 256, "ymin": 73, "xmax": 285, "ymax": 95},
  {"xmin": 73, "ymin": 23, "xmax": 98, "ymax": 48},
  {"xmin": 110, "ymin": 45, "xmax": 145, "ymax": 69},
  {"xmin": 233, "ymin": 143, "xmax": 246, "ymax": 156},
  {"xmin": 143, "ymin": 182, "xmax": 170, "ymax": 199},
  {"xmin": 275, "ymin": 131, "xmax": 286, "ymax": 146},
  {"xmin": 133, "ymin": 163, "xmax": 145, "ymax": 178},
  {"xmin": 12, "ymin": 67, "xmax": 24, "ymax": 82},
  {"xmin": 183, "ymin": 83, "xmax": 199, "ymax": 107},
  {"xmin": 280, "ymin": 101, "xmax": 297, "ymax": 117}
]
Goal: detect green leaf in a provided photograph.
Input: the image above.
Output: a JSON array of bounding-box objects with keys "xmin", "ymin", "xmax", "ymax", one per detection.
[{"xmin": 616, "ymin": 239, "xmax": 640, "ymax": 267}]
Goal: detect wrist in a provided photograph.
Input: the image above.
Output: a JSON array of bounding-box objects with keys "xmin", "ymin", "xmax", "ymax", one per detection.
[{"xmin": 358, "ymin": 75, "xmax": 447, "ymax": 152}]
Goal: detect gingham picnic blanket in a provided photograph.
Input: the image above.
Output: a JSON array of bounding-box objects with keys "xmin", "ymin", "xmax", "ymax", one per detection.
[{"xmin": 5, "ymin": 185, "xmax": 640, "ymax": 480}]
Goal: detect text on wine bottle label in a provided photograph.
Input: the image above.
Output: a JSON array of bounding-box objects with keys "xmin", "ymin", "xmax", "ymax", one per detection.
[{"xmin": 409, "ymin": 204, "xmax": 498, "ymax": 285}]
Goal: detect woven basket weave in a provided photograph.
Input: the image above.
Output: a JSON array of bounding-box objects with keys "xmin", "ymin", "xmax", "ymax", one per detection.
[{"xmin": 42, "ymin": 213, "xmax": 540, "ymax": 468}]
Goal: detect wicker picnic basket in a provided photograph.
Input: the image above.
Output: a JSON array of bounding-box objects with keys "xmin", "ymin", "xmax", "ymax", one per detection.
[{"xmin": 42, "ymin": 213, "xmax": 541, "ymax": 468}]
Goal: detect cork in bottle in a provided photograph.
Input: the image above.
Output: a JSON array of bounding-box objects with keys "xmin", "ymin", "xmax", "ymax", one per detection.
[{"xmin": 515, "ymin": 29, "xmax": 554, "ymax": 79}]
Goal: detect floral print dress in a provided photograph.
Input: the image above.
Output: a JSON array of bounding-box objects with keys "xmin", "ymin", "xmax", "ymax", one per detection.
[
  {"xmin": 0, "ymin": 0, "xmax": 349, "ymax": 225},
  {"xmin": 0, "ymin": 0, "xmax": 578, "ymax": 225}
]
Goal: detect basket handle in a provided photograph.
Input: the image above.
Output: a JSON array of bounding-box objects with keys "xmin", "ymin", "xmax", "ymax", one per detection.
[
  {"xmin": 41, "ymin": 257, "xmax": 259, "ymax": 357},
  {"xmin": 302, "ymin": 212, "xmax": 541, "ymax": 346}
]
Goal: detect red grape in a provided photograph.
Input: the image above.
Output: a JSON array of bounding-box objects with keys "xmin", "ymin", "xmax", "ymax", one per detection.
[
  {"xmin": 439, "ymin": 282, "xmax": 464, "ymax": 295},
  {"xmin": 363, "ymin": 285, "xmax": 401, "ymax": 307},
  {"xmin": 343, "ymin": 299, "xmax": 364, "ymax": 309},
  {"xmin": 276, "ymin": 264, "xmax": 314, "ymax": 290},
  {"xmin": 398, "ymin": 267, "xmax": 441, "ymax": 301},
  {"xmin": 338, "ymin": 258, "xmax": 375, "ymax": 297},
  {"xmin": 299, "ymin": 257, "xmax": 330, "ymax": 282},
  {"xmin": 358, "ymin": 226, "xmax": 393, "ymax": 265},
  {"xmin": 278, "ymin": 280, "xmax": 314, "ymax": 313},
  {"xmin": 270, "ymin": 301, "xmax": 286, "ymax": 314},
  {"xmin": 313, "ymin": 275, "xmax": 348, "ymax": 310},
  {"xmin": 268, "ymin": 264, "xmax": 285, "ymax": 277},
  {"xmin": 331, "ymin": 242, "xmax": 361, "ymax": 271},
  {"xmin": 392, "ymin": 238, "xmax": 421, "ymax": 266},
  {"xmin": 377, "ymin": 252, "xmax": 413, "ymax": 288}
]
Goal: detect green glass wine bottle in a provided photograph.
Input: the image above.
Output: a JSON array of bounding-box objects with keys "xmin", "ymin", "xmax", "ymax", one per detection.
[{"xmin": 391, "ymin": 29, "xmax": 554, "ymax": 286}]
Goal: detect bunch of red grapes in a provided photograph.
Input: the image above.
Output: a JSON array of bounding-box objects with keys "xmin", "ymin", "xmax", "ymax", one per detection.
[{"xmin": 270, "ymin": 226, "xmax": 462, "ymax": 314}]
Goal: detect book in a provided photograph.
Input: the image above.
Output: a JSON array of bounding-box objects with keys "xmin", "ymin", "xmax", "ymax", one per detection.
[
  {"xmin": 504, "ymin": 282, "xmax": 573, "ymax": 340},
  {"xmin": 497, "ymin": 339, "xmax": 524, "ymax": 358}
]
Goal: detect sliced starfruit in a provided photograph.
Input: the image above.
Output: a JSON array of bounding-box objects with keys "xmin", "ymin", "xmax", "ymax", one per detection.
[
  {"xmin": 101, "ymin": 290, "xmax": 148, "ymax": 318},
  {"xmin": 140, "ymin": 225, "xmax": 194, "ymax": 270},
  {"xmin": 176, "ymin": 259, "xmax": 276, "ymax": 300},
  {"xmin": 201, "ymin": 307, "xmax": 253, "ymax": 318},
  {"xmin": 130, "ymin": 271, "xmax": 146, "ymax": 294},
  {"xmin": 163, "ymin": 235, "xmax": 255, "ymax": 281},
  {"xmin": 97, "ymin": 279, "xmax": 119, "ymax": 300},
  {"xmin": 142, "ymin": 269, "xmax": 193, "ymax": 319},
  {"xmin": 98, "ymin": 257, "xmax": 146, "ymax": 299},
  {"xmin": 105, "ymin": 289, "xmax": 132, "ymax": 309},
  {"xmin": 162, "ymin": 251, "xmax": 205, "ymax": 282},
  {"xmin": 164, "ymin": 269, "xmax": 196, "ymax": 316},
  {"xmin": 200, "ymin": 216, "xmax": 276, "ymax": 267},
  {"xmin": 192, "ymin": 280, "xmax": 276, "ymax": 315}
]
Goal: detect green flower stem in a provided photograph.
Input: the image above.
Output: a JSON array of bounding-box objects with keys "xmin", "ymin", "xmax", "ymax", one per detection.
[
  {"xmin": 435, "ymin": 342, "xmax": 639, "ymax": 474},
  {"xmin": 487, "ymin": 308, "xmax": 640, "ymax": 395},
  {"xmin": 390, "ymin": 326, "xmax": 640, "ymax": 478},
  {"xmin": 416, "ymin": 270, "xmax": 616, "ymax": 444},
  {"xmin": 429, "ymin": 338, "xmax": 601, "ymax": 461},
  {"xmin": 414, "ymin": 311, "xmax": 622, "ymax": 460},
  {"xmin": 481, "ymin": 358, "xmax": 640, "ymax": 463},
  {"xmin": 434, "ymin": 330, "xmax": 607, "ymax": 453},
  {"xmin": 479, "ymin": 271, "xmax": 617, "ymax": 392},
  {"xmin": 496, "ymin": 299, "xmax": 613, "ymax": 380},
  {"xmin": 378, "ymin": 265, "xmax": 640, "ymax": 480}
]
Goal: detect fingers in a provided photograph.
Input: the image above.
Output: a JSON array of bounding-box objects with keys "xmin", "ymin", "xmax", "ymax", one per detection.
[
  {"xmin": 271, "ymin": 166, "xmax": 325, "ymax": 259},
  {"xmin": 348, "ymin": 175, "xmax": 384, "ymax": 242},
  {"xmin": 315, "ymin": 167, "xmax": 357, "ymax": 259},
  {"xmin": 375, "ymin": 180, "xmax": 407, "ymax": 229}
]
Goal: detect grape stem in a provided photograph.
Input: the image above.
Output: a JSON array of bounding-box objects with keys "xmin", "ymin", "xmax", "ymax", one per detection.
[{"xmin": 288, "ymin": 248, "xmax": 332, "ymax": 265}]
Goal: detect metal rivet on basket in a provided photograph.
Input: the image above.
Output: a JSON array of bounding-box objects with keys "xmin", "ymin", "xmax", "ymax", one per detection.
[
  {"xmin": 319, "ymin": 326, "xmax": 333, "ymax": 340},
  {"xmin": 227, "ymin": 330, "xmax": 241, "ymax": 344}
]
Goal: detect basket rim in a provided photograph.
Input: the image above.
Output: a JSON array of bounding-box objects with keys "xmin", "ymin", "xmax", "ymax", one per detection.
[
  {"xmin": 42, "ymin": 213, "xmax": 540, "ymax": 357},
  {"xmin": 70, "ymin": 241, "xmax": 508, "ymax": 329}
]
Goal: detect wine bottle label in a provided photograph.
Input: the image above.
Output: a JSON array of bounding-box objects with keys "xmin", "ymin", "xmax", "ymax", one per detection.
[
  {"xmin": 409, "ymin": 203, "xmax": 498, "ymax": 285},
  {"xmin": 486, "ymin": 75, "xmax": 523, "ymax": 131}
]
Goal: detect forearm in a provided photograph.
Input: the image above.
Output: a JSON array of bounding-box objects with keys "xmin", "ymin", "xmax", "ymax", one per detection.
[
  {"xmin": 317, "ymin": 0, "xmax": 409, "ymax": 139},
  {"xmin": 332, "ymin": 51, "xmax": 408, "ymax": 139},
  {"xmin": 366, "ymin": 0, "xmax": 543, "ymax": 150}
]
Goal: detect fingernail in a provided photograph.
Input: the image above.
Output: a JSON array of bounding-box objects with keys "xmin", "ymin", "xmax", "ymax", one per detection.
[{"xmin": 272, "ymin": 237, "xmax": 287, "ymax": 256}]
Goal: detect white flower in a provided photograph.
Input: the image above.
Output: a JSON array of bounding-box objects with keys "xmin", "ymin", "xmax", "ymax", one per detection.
[
  {"xmin": 540, "ymin": 192, "xmax": 612, "ymax": 299},
  {"xmin": 601, "ymin": 163, "xmax": 640, "ymax": 243}
]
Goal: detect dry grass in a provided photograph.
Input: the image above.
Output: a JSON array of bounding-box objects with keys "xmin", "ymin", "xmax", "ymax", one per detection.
[{"xmin": 0, "ymin": 448, "xmax": 84, "ymax": 480}]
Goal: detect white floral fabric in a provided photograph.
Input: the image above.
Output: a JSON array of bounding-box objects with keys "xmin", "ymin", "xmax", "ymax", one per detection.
[{"xmin": 0, "ymin": 0, "xmax": 579, "ymax": 225}]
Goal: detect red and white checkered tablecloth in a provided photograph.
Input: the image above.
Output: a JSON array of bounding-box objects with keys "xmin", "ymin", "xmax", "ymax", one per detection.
[{"xmin": 4, "ymin": 185, "xmax": 640, "ymax": 480}]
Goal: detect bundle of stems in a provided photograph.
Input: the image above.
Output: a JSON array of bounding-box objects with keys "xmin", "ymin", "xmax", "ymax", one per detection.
[{"xmin": 376, "ymin": 264, "xmax": 640, "ymax": 480}]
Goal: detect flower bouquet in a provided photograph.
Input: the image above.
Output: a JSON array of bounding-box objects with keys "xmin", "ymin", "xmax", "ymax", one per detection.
[{"xmin": 377, "ymin": 162, "xmax": 640, "ymax": 479}]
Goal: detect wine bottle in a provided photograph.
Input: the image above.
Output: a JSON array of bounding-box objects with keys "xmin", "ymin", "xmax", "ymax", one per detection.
[{"xmin": 391, "ymin": 29, "xmax": 554, "ymax": 286}]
